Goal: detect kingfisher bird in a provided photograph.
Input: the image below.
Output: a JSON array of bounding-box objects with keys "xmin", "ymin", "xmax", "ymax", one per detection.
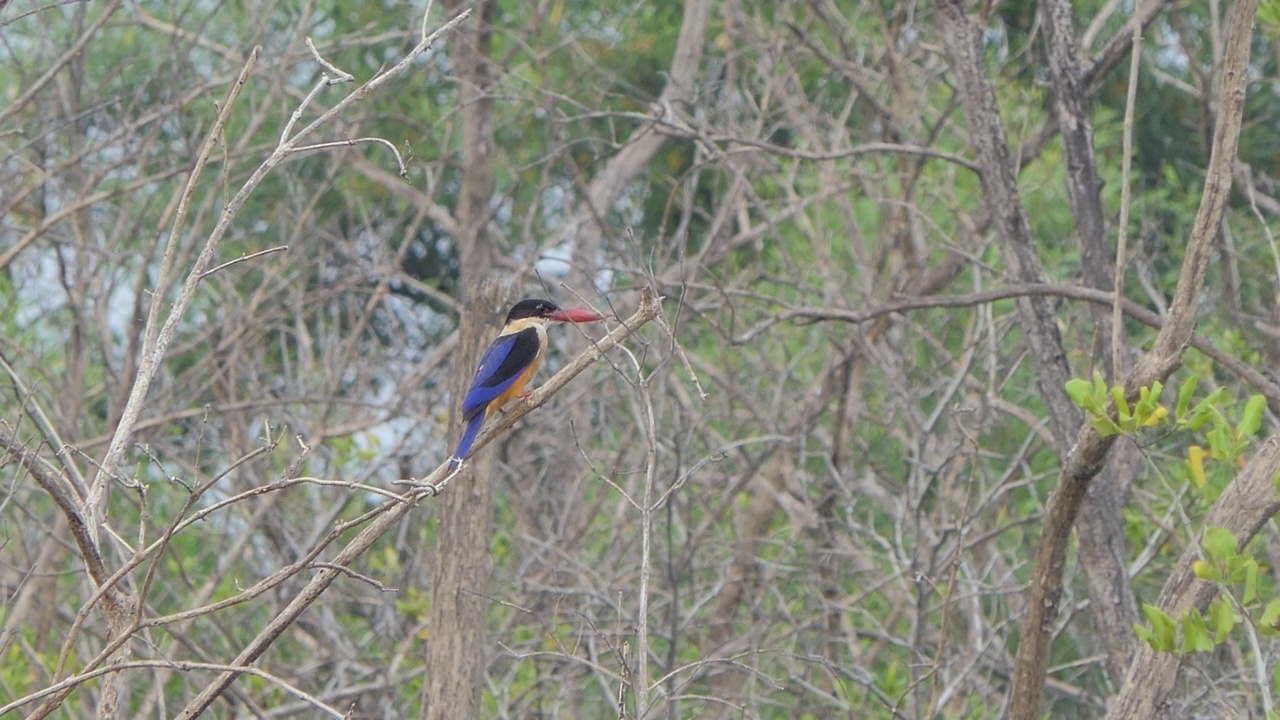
[{"xmin": 448, "ymin": 298, "xmax": 604, "ymax": 469}]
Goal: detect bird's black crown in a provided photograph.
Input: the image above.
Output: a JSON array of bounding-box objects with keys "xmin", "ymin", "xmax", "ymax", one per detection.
[{"xmin": 505, "ymin": 298, "xmax": 560, "ymax": 322}]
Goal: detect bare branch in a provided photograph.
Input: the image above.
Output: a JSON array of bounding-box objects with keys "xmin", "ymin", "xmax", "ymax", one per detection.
[
  {"xmin": 289, "ymin": 137, "xmax": 408, "ymax": 176},
  {"xmin": 305, "ymin": 36, "xmax": 354, "ymax": 84},
  {"xmin": 199, "ymin": 245, "xmax": 290, "ymax": 279},
  {"xmin": 0, "ymin": 426, "xmax": 110, "ymax": 591}
]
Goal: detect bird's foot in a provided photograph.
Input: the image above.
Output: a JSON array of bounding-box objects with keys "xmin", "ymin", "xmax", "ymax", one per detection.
[{"xmin": 392, "ymin": 476, "xmax": 444, "ymax": 497}]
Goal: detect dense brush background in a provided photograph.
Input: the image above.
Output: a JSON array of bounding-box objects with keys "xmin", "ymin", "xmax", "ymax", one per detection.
[{"xmin": 3, "ymin": 0, "xmax": 1280, "ymax": 717}]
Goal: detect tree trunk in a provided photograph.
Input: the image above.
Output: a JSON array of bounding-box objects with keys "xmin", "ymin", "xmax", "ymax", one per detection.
[
  {"xmin": 1038, "ymin": 0, "xmax": 1139, "ymax": 682},
  {"xmin": 420, "ymin": 2, "xmax": 501, "ymax": 719},
  {"xmin": 1008, "ymin": 0, "xmax": 1257, "ymax": 713}
]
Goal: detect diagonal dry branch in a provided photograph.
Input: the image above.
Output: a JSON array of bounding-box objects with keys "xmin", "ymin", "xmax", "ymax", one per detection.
[
  {"xmin": 0, "ymin": 427, "xmax": 110, "ymax": 592},
  {"xmin": 171, "ymin": 289, "xmax": 660, "ymax": 719},
  {"xmin": 932, "ymin": 0, "xmax": 1080, "ymax": 451}
]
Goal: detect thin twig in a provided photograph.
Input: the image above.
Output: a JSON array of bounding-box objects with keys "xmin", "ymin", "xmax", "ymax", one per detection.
[
  {"xmin": 0, "ymin": 348, "xmax": 88, "ymax": 493},
  {"xmin": 0, "ymin": 660, "xmax": 345, "ymax": 718},
  {"xmin": 654, "ymin": 311, "xmax": 707, "ymax": 401},
  {"xmin": 280, "ymin": 74, "xmax": 330, "ymax": 145},
  {"xmin": 1113, "ymin": 11, "xmax": 1142, "ymax": 379},
  {"xmin": 199, "ymin": 245, "xmax": 289, "ymax": 278},
  {"xmin": 289, "ymin": 137, "xmax": 408, "ymax": 176},
  {"xmin": 625, "ymin": 340, "xmax": 659, "ymax": 718},
  {"xmin": 726, "ymin": 282, "xmax": 1280, "ymax": 413},
  {"xmin": 308, "ymin": 563, "xmax": 396, "ymax": 592},
  {"xmin": 305, "ymin": 36, "xmax": 354, "ymax": 83}
]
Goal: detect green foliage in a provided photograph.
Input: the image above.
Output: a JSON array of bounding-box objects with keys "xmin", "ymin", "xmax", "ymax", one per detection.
[
  {"xmin": 1069, "ymin": 366, "xmax": 1277, "ymax": 702},
  {"xmin": 1066, "ymin": 372, "xmax": 1265, "ymax": 491},
  {"xmin": 1139, "ymin": 525, "xmax": 1280, "ymax": 660},
  {"xmin": 1064, "ymin": 372, "xmax": 1166, "ymax": 436},
  {"xmin": 1262, "ymin": 0, "xmax": 1280, "ymax": 43}
]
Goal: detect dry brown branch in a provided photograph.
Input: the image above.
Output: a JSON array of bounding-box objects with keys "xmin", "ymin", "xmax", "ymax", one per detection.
[
  {"xmin": 0, "ymin": 426, "xmax": 111, "ymax": 593},
  {"xmin": 730, "ymin": 282, "xmax": 1280, "ymax": 412},
  {"xmin": 172, "ymin": 289, "xmax": 660, "ymax": 718}
]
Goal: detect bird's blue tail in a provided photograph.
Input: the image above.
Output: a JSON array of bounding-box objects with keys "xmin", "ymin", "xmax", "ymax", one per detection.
[{"xmin": 449, "ymin": 413, "xmax": 485, "ymax": 471}]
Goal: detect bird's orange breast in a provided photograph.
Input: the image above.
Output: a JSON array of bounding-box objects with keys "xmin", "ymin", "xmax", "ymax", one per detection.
[{"xmin": 484, "ymin": 355, "xmax": 543, "ymax": 418}]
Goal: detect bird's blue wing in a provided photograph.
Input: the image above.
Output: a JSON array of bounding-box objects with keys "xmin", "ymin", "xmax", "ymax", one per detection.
[{"xmin": 461, "ymin": 327, "xmax": 539, "ymax": 420}]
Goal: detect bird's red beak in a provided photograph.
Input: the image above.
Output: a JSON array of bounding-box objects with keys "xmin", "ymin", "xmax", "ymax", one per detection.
[{"xmin": 547, "ymin": 307, "xmax": 604, "ymax": 323}]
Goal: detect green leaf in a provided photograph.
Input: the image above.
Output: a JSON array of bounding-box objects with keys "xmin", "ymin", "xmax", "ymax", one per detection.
[
  {"xmin": 1208, "ymin": 422, "xmax": 1235, "ymax": 461},
  {"xmin": 1226, "ymin": 555, "xmax": 1251, "ymax": 582},
  {"xmin": 1111, "ymin": 386, "xmax": 1131, "ymax": 425},
  {"xmin": 1238, "ymin": 395, "xmax": 1265, "ymax": 438},
  {"xmin": 1181, "ymin": 610, "xmax": 1214, "ymax": 653},
  {"xmin": 1195, "ymin": 387, "xmax": 1227, "ymax": 410},
  {"xmin": 1202, "ymin": 526, "xmax": 1237, "ymax": 564},
  {"xmin": 1187, "ymin": 386, "xmax": 1228, "ymax": 430},
  {"xmin": 1209, "ymin": 598, "xmax": 1236, "ymax": 643},
  {"xmin": 1141, "ymin": 603, "xmax": 1177, "ymax": 652},
  {"xmin": 1261, "ymin": 599, "xmax": 1280, "ymax": 631},
  {"xmin": 1176, "ymin": 374, "xmax": 1199, "ymax": 420},
  {"xmin": 1065, "ymin": 378, "xmax": 1092, "ymax": 410},
  {"xmin": 1090, "ymin": 415, "xmax": 1122, "ymax": 437},
  {"xmin": 1134, "ymin": 623, "xmax": 1159, "ymax": 650},
  {"xmin": 1244, "ymin": 561, "xmax": 1259, "ymax": 606}
]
